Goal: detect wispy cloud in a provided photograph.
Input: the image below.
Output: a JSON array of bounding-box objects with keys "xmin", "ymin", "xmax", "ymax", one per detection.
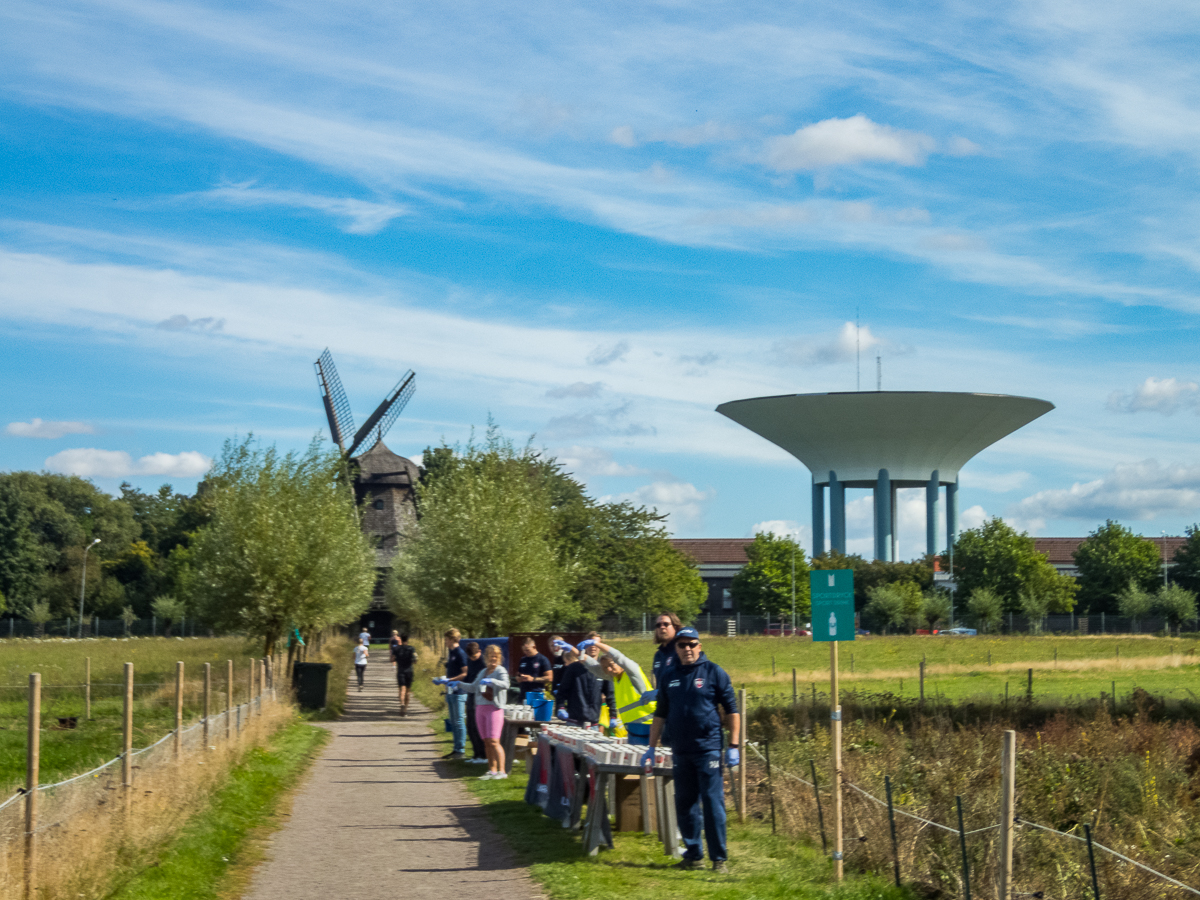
[
  {"xmin": 602, "ymin": 480, "xmax": 714, "ymax": 532},
  {"xmin": 545, "ymin": 381, "xmax": 604, "ymax": 399},
  {"xmin": 765, "ymin": 115, "xmax": 937, "ymax": 171},
  {"xmin": 44, "ymin": 448, "xmax": 212, "ymax": 478},
  {"xmin": 773, "ymin": 322, "xmax": 883, "ymax": 367},
  {"xmin": 1015, "ymin": 459, "xmax": 1200, "ymax": 522},
  {"xmin": 1107, "ymin": 377, "xmax": 1200, "ymax": 415},
  {"xmin": 6, "ymin": 419, "xmax": 94, "ymax": 439},
  {"xmin": 184, "ymin": 184, "xmax": 408, "ymax": 235}
]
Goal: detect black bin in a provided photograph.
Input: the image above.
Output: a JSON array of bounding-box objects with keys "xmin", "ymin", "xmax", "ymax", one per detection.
[{"xmin": 293, "ymin": 662, "xmax": 333, "ymax": 710}]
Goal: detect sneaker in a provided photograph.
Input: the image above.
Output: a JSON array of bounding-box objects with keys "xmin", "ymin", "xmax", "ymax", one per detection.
[
  {"xmin": 493, "ymin": 771, "xmax": 508, "ymax": 780},
  {"xmin": 672, "ymin": 858, "xmax": 704, "ymax": 871},
  {"xmin": 712, "ymin": 861, "xmax": 730, "ymax": 874},
  {"xmin": 479, "ymin": 771, "xmax": 497, "ymax": 780},
  {"xmin": 468, "ymin": 758, "xmax": 489, "ymax": 764},
  {"xmin": 445, "ymin": 751, "xmax": 466, "ymax": 760}
]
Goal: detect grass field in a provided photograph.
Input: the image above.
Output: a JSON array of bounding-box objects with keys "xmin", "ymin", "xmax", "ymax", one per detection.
[{"xmin": 0, "ymin": 636, "xmax": 264, "ymax": 794}]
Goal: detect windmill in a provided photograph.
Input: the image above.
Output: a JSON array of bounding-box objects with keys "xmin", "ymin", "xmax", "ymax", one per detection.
[{"xmin": 313, "ymin": 349, "xmax": 421, "ymax": 612}]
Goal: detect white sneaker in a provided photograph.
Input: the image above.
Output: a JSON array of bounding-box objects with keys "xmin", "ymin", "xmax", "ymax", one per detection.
[
  {"xmin": 493, "ymin": 771, "xmax": 508, "ymax": 780},
  {"xmin": 469, "ymin": 758, "xmax": 488, "ymax": 764},
  {"xmin": 479, "ymin": 771, "xmax": 497, "ymax": 780}
]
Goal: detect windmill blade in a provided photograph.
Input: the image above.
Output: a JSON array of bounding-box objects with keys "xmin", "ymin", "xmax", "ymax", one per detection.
[
  {"xmin": 347, "ymin": 370, "xmax": 415, "ymax": 455},
  {"xmin": 314, "ymin": 349, "xmax": 356, "ymax": 453}
]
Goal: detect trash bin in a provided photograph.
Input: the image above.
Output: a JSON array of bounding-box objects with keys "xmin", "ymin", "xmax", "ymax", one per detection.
[{"xmin": 292, "ymin": 662, "xmax": 333, "ymax": 710}]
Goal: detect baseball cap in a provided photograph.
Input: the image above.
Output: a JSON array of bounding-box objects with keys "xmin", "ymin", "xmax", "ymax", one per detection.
[{"xmin": 674, "ymin": 626, "xmax": 700, "ymax": 642}]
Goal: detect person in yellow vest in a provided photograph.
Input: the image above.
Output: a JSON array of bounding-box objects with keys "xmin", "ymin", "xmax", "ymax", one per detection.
[{"xmin": 567, "ymin": 637, "xmax": 656, "ymax": 745}]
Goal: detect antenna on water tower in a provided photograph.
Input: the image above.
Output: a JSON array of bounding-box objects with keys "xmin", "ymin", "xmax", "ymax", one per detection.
[{"xmin": 876, "ymin": 355, "xmax": 882, "ymax": 391}]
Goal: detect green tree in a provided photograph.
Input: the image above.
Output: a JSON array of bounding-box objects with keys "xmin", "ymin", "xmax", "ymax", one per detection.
[
  {"xmin": 966, "ymin": 587, "xmax": 1004, "ymax": 634},
  {"xmin": 389, "ymin": 433, "xmax": 568, "ymax": 635},
  {"xmin": 1155, "ymin": 584, "xmax": 1197, "ymax": 634},
  {"xmin": 189, "ymin": 437, "xmax": 375, "ymax": 653},
  {"xmin": 1019, "ymin": 590, "xmax": 1050, "ymax": 634},
  {"xmin": 950, "ymin": 518, "xmax": 1076, "ymax": 613},
  {"xmin": 120, "ymin": 604, "xmax": 137, "ymax": 636},
  {"xmin": 1116, "ymin": 580, "xmax": 1155, "ymax": 631},
  {"xmin": 151, "ymin": 594, "xmax": 187, "ymax": 637},
  {"xmin": 811, "ymin": 551, "xmax": 933, "ymax": 609},
  {"xmin": 920, "ymin": 592, "xmax": 952, "ymax": 631},
  {"xmin": 1073, "ymin": 520, "xmax": 1162, "ymax": 614},
  {"xmin": 730, "ymin": 532, "xmax": 810, "ymax": 620},
  {"xmin": 864, "ymin": 581, "xmax": 922, "ymax": 634},
  {"xmin": 23, "ymin": 598, "xmax": 52, "ymax": 637},
  {"xmin": 1170, "ymin": 525, "xmax": 1200, "ymax": 595}
]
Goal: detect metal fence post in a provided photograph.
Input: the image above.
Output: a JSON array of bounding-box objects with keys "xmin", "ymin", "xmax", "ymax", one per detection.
[
  {"xmin": 885, "ymin": 774, "xmax": 900, "ymax": 887},
  {"xmin": 25, "ymin": 673, "xmax": 41, "ymax": 900},
  {"xmin": 1084, "ymin": 823, "xmax": 1101, "ymax": 900},
  {"xmin": 810, "ymin": 759, "xmax": 827, "ymax": 851},
  {"xmin": 174, "ymin": 661, "xmax": 184, "ymax": 759},
  {"xmin": 956, "ymin": 795, "xmax": 972, "ymax": 900},
  {"xmin": 999, "ymin": 730, "xmax": 1016, "ymax": 899},
  {"xmin": 737, "ymin": 688, "xmax": 747, "ymax": 822}
]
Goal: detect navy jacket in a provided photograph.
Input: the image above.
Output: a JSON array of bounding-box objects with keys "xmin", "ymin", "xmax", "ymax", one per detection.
[
  {"xmin": 653, "ymin": 653, "xmax": 737, "ymax": 755},
  {"xmin": 554, "ymin": 661, "xmax": 602, "ymax": 724},
  {"xmin": 652, "ymin": 643, "xmax": 677, "ymax": 687}
]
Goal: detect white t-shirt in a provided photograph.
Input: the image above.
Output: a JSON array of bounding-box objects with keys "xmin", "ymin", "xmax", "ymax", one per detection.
[
  {"xmin": 354, "ymin": 645, "xmax": 369, "ymax": 665},
  {"xmin": 358, "ymin": 631, "xmax": 371, "ymax": 644}
]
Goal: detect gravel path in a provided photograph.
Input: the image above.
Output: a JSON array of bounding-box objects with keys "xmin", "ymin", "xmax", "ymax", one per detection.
[{"xmin": 242, "ymin": 658, "xmax": 542, "ymax": 899}]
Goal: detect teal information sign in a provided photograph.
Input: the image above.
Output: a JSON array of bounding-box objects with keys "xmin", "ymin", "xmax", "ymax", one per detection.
[{"xmin": 810, "ymin": 569, "xmax": 855, "ymax": 642}]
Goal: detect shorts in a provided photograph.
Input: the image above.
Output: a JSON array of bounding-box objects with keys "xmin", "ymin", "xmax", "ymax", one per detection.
[
  {"xmin": 395, "ymin": 668, "xmax": 413, "ymax": 688},
  {"xmin": 475, "ymin": 704, "xmax": 504, "ymax": 740}
]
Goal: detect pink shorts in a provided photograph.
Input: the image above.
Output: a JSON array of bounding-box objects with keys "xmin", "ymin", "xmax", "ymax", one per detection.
[{"xmin": 475, "ymin": 704, "xmax": 504, "ymax": 740}]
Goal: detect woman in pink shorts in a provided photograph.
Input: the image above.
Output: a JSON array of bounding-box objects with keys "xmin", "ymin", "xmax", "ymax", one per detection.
[{"xmin": 458, "ymin": 644, "xmax": 510, "ymax": 779}]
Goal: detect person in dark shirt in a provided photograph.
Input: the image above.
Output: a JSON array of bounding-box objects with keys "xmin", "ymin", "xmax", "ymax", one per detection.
[
  {"xmin": 462, "ymin": 642, "xmax": 488, "ymax": 763},
  {"xmin": 553, "ymin": 649, "xmax": 602, "ymax": 725},
  {"xmin": 390, "ymin": 632, "xmax": 417, "ymax": 717},
  {"xmin": 548, "ymin": 634, "xmax": 567, "ymax": 698},
  {"xmin": 515, "ymin": 638, "xmax": 552, "ymax": 701},
  {"xmin": 643, "ymin": 626, "xmax": 740, "ymax": 873},
  {"xmin": 651, "ymin": 611, "xmax": 681, "ymax": 688},
  {"xmin": 433, "ymin": 628, "xmax": 470, "ymax": 760}
]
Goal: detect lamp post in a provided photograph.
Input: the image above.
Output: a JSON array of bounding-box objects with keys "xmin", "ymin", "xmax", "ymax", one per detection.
[
  {"xmin": 78, "ymin": 538, "xmax": 100, "ymax": 639},
  {"xmin": 1162, "ymin": 531, "xmax": 1169, "ymax": 586}
]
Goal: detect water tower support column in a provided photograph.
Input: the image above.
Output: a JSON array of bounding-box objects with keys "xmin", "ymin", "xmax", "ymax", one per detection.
[
  {"xmin": 875, "ymin": 469, "xmax": 893, "ymax": 562},
  {"xmin": 811, "ymin": 478, "xmax": 825, "ymax": 558},
  {"xmin": 926, "ymin": 471, "xmax": 940, "ymax": 557}
]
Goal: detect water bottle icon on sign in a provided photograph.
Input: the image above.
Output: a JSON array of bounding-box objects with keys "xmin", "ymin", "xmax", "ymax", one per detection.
[{"xmin": 829, "ymin": 611, "xmax": 837, "ymax": 638}]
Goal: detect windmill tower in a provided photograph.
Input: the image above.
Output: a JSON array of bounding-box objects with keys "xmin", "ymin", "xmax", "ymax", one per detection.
[{"xmin": 314, "ymin": 349, "xmax": 419, "ymax": 606}]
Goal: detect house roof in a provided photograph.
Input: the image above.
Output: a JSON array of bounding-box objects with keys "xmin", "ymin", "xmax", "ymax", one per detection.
[
  {"xmin": 1033, "ymin": 536, "xmax": 1184, "ymax": 565},
  {"xmin": 671, "ymin": 539, "xmax": 752, "ymax": 564}
]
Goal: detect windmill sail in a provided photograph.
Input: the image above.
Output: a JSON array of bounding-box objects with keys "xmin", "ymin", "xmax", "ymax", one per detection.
[
  {"xmin": 347, "ymin": 370, "xmax": 415, "ymax": 456},
  {"xmin": 314, "ymin": 349, "xmax": 355, "ymax": 453}
]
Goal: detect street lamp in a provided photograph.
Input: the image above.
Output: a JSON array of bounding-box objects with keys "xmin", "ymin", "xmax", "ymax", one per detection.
[{"xmin": 78, "ymin": 538, "xmax": 100, "ymax": 639}]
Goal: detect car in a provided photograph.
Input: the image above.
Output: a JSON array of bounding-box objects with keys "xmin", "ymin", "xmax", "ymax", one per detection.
[
  {"xmin": 762, "ymin": 624, "xmax": 811, "ymax": 636},
  {"xmin": 937, "ymin": 627, "xmax": 977, "ymax": 636}
]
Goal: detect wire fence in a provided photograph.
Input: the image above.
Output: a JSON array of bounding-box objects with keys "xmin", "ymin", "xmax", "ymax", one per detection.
[
  {"xmin": 738, "ymin": 717, "xmax": 1200, "ymax": 899},
  {"xmin": 0, "ymin": 660, "xmax": 285, "ymax": 900},
  {"xmin": 1, "ymin": 616, "xmax": 211, "ymax": 640}
]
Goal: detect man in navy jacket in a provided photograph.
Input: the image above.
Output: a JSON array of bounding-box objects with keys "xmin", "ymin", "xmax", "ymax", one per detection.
[{"xmin": 644, "ymin": 626, "xmax": 740, "ymax": 872}]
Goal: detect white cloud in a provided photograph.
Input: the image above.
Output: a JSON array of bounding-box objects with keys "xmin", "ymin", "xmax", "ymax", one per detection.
[
  {"xmin": 749, "ymin": 519, "xmax": 815, "ymax": 554},
  {"xmin": 545, "ymin": 381, "xmax": 604, "ymax": 399},
  {"xmin": 773, "ymin": 321, "xmax": 882, "ymax": 366},
  {"xmin": 945, "ymin": 136, "xmax": 982, "ymax": 156},
  {"xmin": 586, "ymin": 341, "xmax": 630, "ymax": 366},
  {"xmin": 6, "ymin": 418, "xmax": 94, "ymax": 439},
  {"xmin": 44, "ymin": 448, "xmax": 212, "ymax": 479},
  {"xmin": 959, "ymin": 504, "xmax": 989, "ymax": 532},
  {"xmin": 603, "ymin": 480, "xmax": 714, "ymax": 532},
  {"xmin": 609, "ymin": 126, "xmax": 637, "ymax": 148},
  {"xmin": 157, "ymin": 314, "xmax": 225, "ymax": 332},
  {"xmin": 1106, "ymin": 377, "xmax": 1200, "ymax": 414},
  {"xmin": 764, "ymin": 115, "xmax": 936, "ymax": 171},
  {"xmin": 555, "ymin": 446, "xmax": 647, "ymax": 477},
  {"xmin": 543, "ymin": 404, "xmax": 656, "ymax": 440},
  {"xmin": 188, "ymin": 184, "xmax": 408, "ymax": 235},
  {"xmin": 1015, "ymin": 459, "xmax": 1200, "ymax": 521}
]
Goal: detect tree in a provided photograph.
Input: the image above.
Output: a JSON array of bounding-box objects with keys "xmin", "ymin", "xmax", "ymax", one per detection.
[
  {"xmin": 920, "ymin": 592, "xmax": 952, "ymax": 631},
  {"xmin": 1155, "ymin": 584, "xmax": 1197, "ymax": 634},
  {"xmin": 120, "ymin": 604, "xmax": 137, "ymax": 637},
  {"xmin": 730, "ymin": 532, "xmax": 810, "ymax": 620},
  {"xmin": 966, "ymin": 587, "xmax": 1004, "ymax": 634},
  {"xmin": 23, "ymin": 599, "xmax": 52, "ymax": 637},
  {"xmin": 389, "ymin": 433, "xmax": 568, "ymax": 636},
  {"xmin": 1019, "ymin": 590, "xmax": 1050, "ymax": 634},
  {"xmin": 1117, "ymin": 580, "xmax": 1155, "ymax": 631},
  {"xmin": 864, "ymin": 581, "xmax": 922, "ymax": 634},
  {"xmin": 950, "ymin": 518, "xmax": 1077, "ymax": 613},
  {"xmin": 151, "ymin": 595, "xmax": 187, "ymax": 637},
  {"xmin": 189, "ymin": 437, "xmax": 376, "ymax": 653},
  {"xmin": 1170, "ymin": 525, "xmax": 1200, "ymax": 595},
  {"xmin": 1073, "ymin": 521, "xmax": 1162, "ymax": 614}
]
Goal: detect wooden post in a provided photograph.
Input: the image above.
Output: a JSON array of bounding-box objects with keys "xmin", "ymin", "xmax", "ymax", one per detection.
[
  {"xmin": 203, "ymin": 663, "xmax": 211, "ymax": 749},
  {"xmin": 792, "ymin": 668, "xmax": 797, "ymax": 705},
  {"xmin": 85, "ymin": 656, "xmax": 92, "ymax": 720},
  {"xmin": 764, "ymin": 740, "xmax": 776, "ymax": 833},
  {"xmin": 248, "ymin": 659, "xmax": 255, "ymax": 719},
  {"xmin": 25, "ymin": 673, "xmax": 40, "ymax": 900},
  {"xmin": 885, "ymin": 774, "xmax": 901, "ymax": 887},
  {"xmin": 850, "ymin": 652, "xmax": 854, "ymax": 674},
  {"xmin": 226, "ymin": 659, "xmax": 234, "ymax": 741},
  {"xmin": 919, "ymin": 660, "xmax": 926, "ymax": 706},
  {"xmin": 956, "ymin": 795, "xmax": 972, "ymax": 900},
  {"xmin": 123, "ymin": 662, "xmax": 133, "ymax": 814},
  {"xmin": 265, "ymin": 656, "xmax": 274, "ymax": 701},
  {"xmin": 998, "ymin": 730, "xmax": 1016, "ymax": 900},
  {"xmin": 809, "ymin": 759, "xmax": 827, "ymax": 851},
  {"xmin": 260, "ymin": 659, "xmax": 267, "ymax": 709},
  {"xmin": 737, "ymin": 688, "xmax": 747, "ymax": 823},
  {"xmin": 1026, "ymin": 668, "xmax": 1033, "ymax": 701},
  {"xmin": 174, "ymin": 661, "xmax": 184, "ymax": 759},
  {"xmin": 831, "ymin": 640, "xmax": 843, "ymax": 881},
  {"xmin": 772, "ymin": 655, "xmax": 776, "ymax": 677}
]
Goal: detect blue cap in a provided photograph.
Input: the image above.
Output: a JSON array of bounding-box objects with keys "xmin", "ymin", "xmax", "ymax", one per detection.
[{"xmin": 674, "ymin": 626, "xmax": 700, "ymax": 642}]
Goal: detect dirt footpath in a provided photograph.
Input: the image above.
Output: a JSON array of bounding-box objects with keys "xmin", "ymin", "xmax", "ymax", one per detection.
[{"xmin": 242, "ymin": 658, "xmax": 541, "ymax": 899}]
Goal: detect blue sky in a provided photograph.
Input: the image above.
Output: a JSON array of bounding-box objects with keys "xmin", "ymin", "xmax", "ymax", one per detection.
[{"xmin": 3, "ymin": 0, "xmax": 1200, "ymax": 555}]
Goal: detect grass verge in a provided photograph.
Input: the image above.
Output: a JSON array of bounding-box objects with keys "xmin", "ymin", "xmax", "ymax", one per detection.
[{"xmin": 104, "ymin": 720, "xmax": 329, "ymax": 900}]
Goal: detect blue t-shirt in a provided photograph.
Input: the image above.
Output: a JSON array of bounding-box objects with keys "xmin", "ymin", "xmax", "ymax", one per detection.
[
  {"xmin": 444, "ymin": 645, "xmax": 468, "ymax": 680},
  {"xmin": 653, "ymin": 653, "xmax": 737, "ymax": 755},
  {"xmin": 517, "ymin": 652, "xmax": 552, "ymax": 694}
]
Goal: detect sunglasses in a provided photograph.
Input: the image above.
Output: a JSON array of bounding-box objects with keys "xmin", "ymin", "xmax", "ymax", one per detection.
[
  {"xmin": 677, "ymin": 640, "xmax": 701, "ymax": 649},
  {"xmin": 654, "ymin": 622, "xmax": 673, "ymax": 628}
]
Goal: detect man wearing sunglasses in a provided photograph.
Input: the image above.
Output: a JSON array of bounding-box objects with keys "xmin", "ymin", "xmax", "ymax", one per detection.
[{"xmin": 643, "ymin": 626, "xmax": 740, "ymax": 873}]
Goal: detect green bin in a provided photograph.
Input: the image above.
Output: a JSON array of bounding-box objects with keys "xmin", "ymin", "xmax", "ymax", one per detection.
[{"xmin": 293, "ymin": 662, "xmax": 333, "ymax": 710}]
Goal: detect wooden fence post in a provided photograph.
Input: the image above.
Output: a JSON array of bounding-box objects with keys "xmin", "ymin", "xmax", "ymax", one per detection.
[
  {"xmin": 203, "ymin": 663, "xmax": 211, "ymax": 749},
  {"xmin": 123, "ymin": 662, "xmax": 133, "ymax": 815},
  {"xmin": 919, "ymin": 660, "xmax": 926, "ymax": 706},
  {"xmin": 998, "ymin": 730, "xmax": 1016, "ymax": 900},
  {"xmin": 25, "ymin": 673, "xmax": 40, "ymax": 900},
  {"xmin": 248, "ymin": 659, "xmax": 255, "ymax": 720},
  {"xmin": 174, "ymin": 661, "xmax": 184, "ymax": 759},
  {"xmin": 737, "ymin": 688, "xmax": 747, "ymax": 823},
  {"xmin": 85, "ymin": 656, "xmax": 92, "ymax": 720},
  {"xmin": 226, "ymin": 659, "xmax": 234, "ymax": 741}
]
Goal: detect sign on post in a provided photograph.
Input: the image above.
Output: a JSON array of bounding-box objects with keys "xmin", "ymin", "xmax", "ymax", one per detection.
[{"xmin": 810, "ymin": 570, "xmax": 855, "ymax": 642}]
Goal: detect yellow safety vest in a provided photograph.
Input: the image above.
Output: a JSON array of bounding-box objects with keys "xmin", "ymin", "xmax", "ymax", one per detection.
[{"xmin": 612, "ymin": 661, "xmax": 655, "ymax": 726}]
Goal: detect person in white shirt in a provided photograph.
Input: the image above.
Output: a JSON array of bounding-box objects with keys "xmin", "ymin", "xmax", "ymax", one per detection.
[
  {"xmin": 358, "ymin": 628, "xmax": 371, "ymax": 646},
  {"xmin": 353, "ymin": 638, "xmax": 369, "ymax": 691}
]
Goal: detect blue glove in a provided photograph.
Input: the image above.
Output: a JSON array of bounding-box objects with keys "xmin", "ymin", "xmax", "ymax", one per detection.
[
  {"xmin": 577, "ymin": 639, "xmax": 596, "ymax": 651},
  {"xmin": 432, "ymin": 677, "xmax": 446, "ymax": 685},
  {"xmin": 479, "ymin": 677, "xmax": 493, "ymax": 687},
  {"xmin": 552, "ymin": 639, "xmax": 576, "ymax": 653},
  {"xmin": 556, "ymin": 708, "xmax": 570, "ymax": 721},
  {"xmin": 725, "ymin": 747, "xmax": 740, "ymax": 767},
  {"xmin": 445, "ymin": 682, "xmax": 460, "ymax": 694},
  {"xmin": 639, "ymin": 689, "xmax": 658, "ymax": 704},
  {"xmin": 641, "ymin": 748, "xmax": 655, "ymax": 769}
]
